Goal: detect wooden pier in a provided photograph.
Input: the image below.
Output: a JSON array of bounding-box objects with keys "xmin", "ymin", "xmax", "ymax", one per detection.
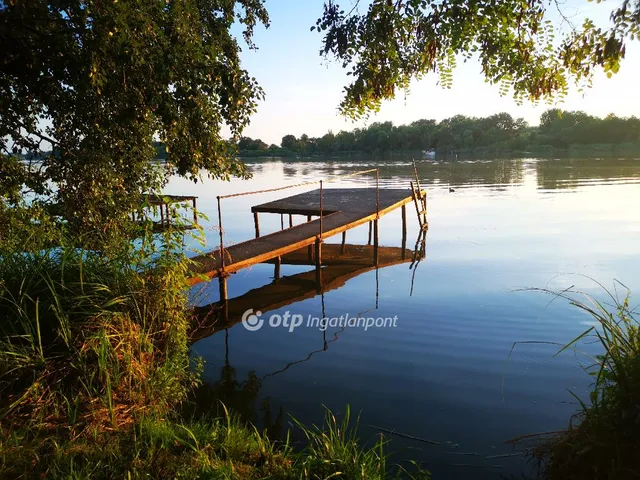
[
  {"xmin": 190, "ymin": 189, "xmax": 422, "ymax": 281},
  {"xmin": 188, "ymin": 168, "xmax": 428, "ymax": 301}
]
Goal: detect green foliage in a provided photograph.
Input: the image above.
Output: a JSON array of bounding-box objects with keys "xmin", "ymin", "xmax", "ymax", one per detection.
[
  {"xmin": 292, "ymin": 406, "xmax": 430, "ymax": 479},
  {"xmin": 528, "ymin": 283, "xmax": 640, "ymax": 480},
  {"xmin": 1, "ymin": 406, "xmax": 431, "ymax": 479},
  {"xmin": 315, "ymin": 0, "xmax": 640, "ymax": 118},
  {"xmin": 234, "ymin": 110, "xmax": 640, "ymax": 157},
  {"xmin": 0, "ymin": 244, "xmax": 195, "ymax": 433},
  {"xmin": 0, "ymin": 0, "xmax": 269, "ymax": 243}
]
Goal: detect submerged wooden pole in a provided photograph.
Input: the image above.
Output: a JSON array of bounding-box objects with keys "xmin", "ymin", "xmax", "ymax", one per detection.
[
  {"xmin": 401, "ymin": 204, "xmax": 407, "ymax": 259},
  {"xmin": 253, "ymin": 212, "xmax": 260, "ymax": 238}
]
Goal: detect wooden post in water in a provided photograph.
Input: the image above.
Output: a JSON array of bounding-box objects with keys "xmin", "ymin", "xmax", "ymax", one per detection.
[
  {"xmin": 373, "ymin": 220, "xmax": 379, "ymax": 266},
  {"xmin": 401, "ymin": 204, "xmax": 407, "ymax": 259},
  {"xmin": 289, "ymin": 214, "xmax": 293, "ymax": 228},
  {"xmin": 274, "ymin": 256, "xmax": 281, "ymax": 280},
  {"xmin": 253, "ymin": 212, "xmax": 260, "ymax": 238},
  {"xmin": 273, "ymin": 257, "xmax": 282, "ymax": 280},
  {"xmin": 341, "ymin": 231, "xmax": 347, "ymax": 254},
  {"xmin": 317, "ymin": 180, "xmax": 323, "ymax": 269},
  {"xmin": 367, "ymin": 221, "xmax": 372, "ymax": 245},
  {"xmin": 193, "ymin": 197, "xmax": 198, "ymax": 226},
  {"xmin": 313, "ymin": 180, "xmax": 323, "ymax": 285},
  {"xmin": 219, "ymin": 276, "xmax": 228, "ymax": 302},
  {"xmin": 374, "ymin": 169, "xmax": 380, "ymax": 266},
  {"xmin": 315, "ymin": 239, "xmax": 323, "ymax": 290},
  {"xmin": 307, "ymin": 214, "xmax": 313, "ymax": 261},
  {"xmin": 216, "ymin": 195, "xmax": 228, "ymax": 302}
]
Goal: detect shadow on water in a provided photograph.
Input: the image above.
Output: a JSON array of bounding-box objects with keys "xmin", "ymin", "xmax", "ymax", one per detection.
[{"xmin": 185, "ymin": 230, "xmax": 428, "ymax": 437}]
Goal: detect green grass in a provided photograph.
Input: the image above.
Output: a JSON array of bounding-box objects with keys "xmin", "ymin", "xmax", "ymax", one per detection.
[
  {"xmin": 1, "ymin": 407, "xmax": 430, "ymax": 479},
  {"xmin": 525, "ymin": 282, "xmax": 640, "ymax": 480},
  {"xmin": 0, "ymin": 245, "xmax": 430, "ymax": 479}
]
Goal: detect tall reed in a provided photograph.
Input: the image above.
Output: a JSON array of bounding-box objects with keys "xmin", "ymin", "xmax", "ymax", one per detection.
[{"xmin": 528, "ymin": 282, "xmax": 640, "ymax": 479}]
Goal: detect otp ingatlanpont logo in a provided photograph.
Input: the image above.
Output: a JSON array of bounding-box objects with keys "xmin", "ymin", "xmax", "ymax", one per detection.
[{"xmin": 241, "ymin": 309, "xmax": 264, "ymax": 331}]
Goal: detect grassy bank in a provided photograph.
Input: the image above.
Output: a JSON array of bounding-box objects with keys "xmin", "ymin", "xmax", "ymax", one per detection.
[
  {"xmin": 0, "ymin": 244, "xmax": 429, "ymax": 479},
  {"xmin": 529, "ymin": 287, "xmax": 640, "ymax": 479}
]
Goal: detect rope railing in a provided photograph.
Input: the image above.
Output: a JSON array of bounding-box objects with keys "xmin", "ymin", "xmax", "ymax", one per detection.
[
  {"xmin": 215, "ymin": 168, "xmax": 381, "ymax": 272},
  {"xmin": 217, "ymin": 179, "xmax": 319, "ymax": 200}
]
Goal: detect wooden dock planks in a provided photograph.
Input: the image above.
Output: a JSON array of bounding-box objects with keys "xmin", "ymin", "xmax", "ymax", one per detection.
[{"xmin": 188, "ymin": 188, "xmax": 423, "ymax": 284}]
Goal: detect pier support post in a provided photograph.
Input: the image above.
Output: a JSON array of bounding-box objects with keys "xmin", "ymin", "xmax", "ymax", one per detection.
[
  {"xmin": 219, "ymin": 275, "xmax": 228, "ymax": 302},
  {"xmin": 193, "ymin": 197, "xmax": 198, "ymax": 226},
  {"xmin": 253, "ymin": 212, "xmax": 260, "ymax": 238},
  {"xmin": 315, "ymin": 238, "xmax": 323, "ymax": 290},
  {"xmin": 401, "ymin": 205, "xmax": 407, "ymax": 260},
  {"xmin": 341, "ymin": 231, "xmax": 347, "ymax": 254},
  {"xmin": 315, "ymin": 238, "xmax": 322, "ymax": 268},
  {"xmin": 373, "ymin": 220, "xmax": 379, "ymax": 266},
  {"xmin": 307, "ymin": 215, "xmax": 313, "ymax": 261},
  {"xmin": 368, "ymin": 221, "xmax": 372, "ymax": 245},
  {"xmin": 289, "ymin": 214, "xmax": 293, "ymax": 228},
  {"xmin": 274, "ymin": 256, "xmax": 281, "ymax": 280}
]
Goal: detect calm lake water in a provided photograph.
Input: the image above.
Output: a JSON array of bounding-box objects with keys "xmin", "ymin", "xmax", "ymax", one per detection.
[{"xmin": 170, "ymin": 157, "xmax": 640, "ymax": 479}]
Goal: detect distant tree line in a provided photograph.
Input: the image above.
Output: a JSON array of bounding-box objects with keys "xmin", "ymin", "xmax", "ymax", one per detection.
[{"xmin": 232, "ymin": 110, "xmax": 640, "ymax": 158}]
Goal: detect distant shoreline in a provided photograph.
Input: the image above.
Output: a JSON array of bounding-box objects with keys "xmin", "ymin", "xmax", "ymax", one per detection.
[{"xmin": 234, "ymin": 144, "xmax": 640, "ymax": 162}]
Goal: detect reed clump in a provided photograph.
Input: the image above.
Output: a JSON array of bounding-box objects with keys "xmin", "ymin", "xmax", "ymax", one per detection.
[{"xmin": 532, "ymin": 286, "xmax": 640, "ymax": 480}]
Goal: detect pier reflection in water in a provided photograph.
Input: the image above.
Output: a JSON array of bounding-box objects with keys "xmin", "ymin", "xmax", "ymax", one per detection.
[{"xmin": 187, "ymin": 231, "xmax": 427, "ymax": 434}]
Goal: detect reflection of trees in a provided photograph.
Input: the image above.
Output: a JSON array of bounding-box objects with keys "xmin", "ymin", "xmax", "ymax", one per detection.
[
  {"xmin": 280, "ymin": 159, "xmax": 526, "ymax": 189},
  {"xmin": 536, "ymin": 158, "xmax": 640, "ymax": 190},
  {"xmin": 186, "ymin": 331, "xmax": 284, "ymax": 438},
  {"xmin": 280, "ymin": 157, "xmax": 640, "ymax": 191}
]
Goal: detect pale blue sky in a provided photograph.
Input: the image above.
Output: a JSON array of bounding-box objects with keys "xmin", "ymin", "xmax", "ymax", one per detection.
[{"xmin": 235, "ymin": 0, "xmax": 640, "ymax": 145}]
